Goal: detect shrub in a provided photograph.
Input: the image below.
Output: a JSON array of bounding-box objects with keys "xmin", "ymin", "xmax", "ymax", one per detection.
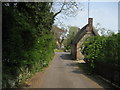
[
  {"xmin": 83, "ymin": 33, "xmax": 119, "ymax": 69},
  {"xmin": 2, "ymin": 3, "xmax": 55, "ymax": 88}
]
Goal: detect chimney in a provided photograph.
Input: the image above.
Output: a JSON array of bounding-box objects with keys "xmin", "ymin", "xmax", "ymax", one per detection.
[{"xmin": 88, "ymin": 18, "xmax": 93, "ymax": 27}]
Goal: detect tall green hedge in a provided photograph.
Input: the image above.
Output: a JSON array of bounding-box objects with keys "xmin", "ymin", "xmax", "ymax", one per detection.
[
  {"xmin": 82, "ymin": 33, "xmax": 120, "ymax": 68},
  {"xmin": 3, "ymin": 2, "xmax": 56, "ymax": 88}
]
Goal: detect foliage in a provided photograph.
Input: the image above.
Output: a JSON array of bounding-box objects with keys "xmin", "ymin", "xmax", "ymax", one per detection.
[
  {"xmin": 2, "ymin": 1, "xmax": 83, "ymax": 88},
  {"xmin": 83, "ymin": 33, "xmax": 119, "ymax": 69},
  {"xmin": 2, "ymin": 2, "xmax": 55, "ymax": 88},
  {"xmin": 54, "ymin": 49, "xmax": 64, "ymax": 52},
  {"xmin": 63, "ymin": 26, "xmax": 78, "ymax": 50},
  {"xmin": 51, "ymin": 25, "xmax": 66, "ymax": 48}
]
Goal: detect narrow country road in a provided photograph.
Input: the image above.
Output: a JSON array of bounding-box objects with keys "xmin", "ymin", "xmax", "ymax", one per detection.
[{"xmin": 28, "ymin": 52, "xmax": 112, "ymax": 88}]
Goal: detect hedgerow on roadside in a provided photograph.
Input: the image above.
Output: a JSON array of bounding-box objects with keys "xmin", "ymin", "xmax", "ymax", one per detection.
[
  {"xmin": 2, "ymin": 3, "xmax": 56, "ymax": 88},
  {"xmin": 82, "ymin": 33, "xmax": 120, "ymax": 69}
]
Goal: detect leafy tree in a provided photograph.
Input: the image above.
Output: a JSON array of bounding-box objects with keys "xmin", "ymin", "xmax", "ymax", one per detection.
[
  {"xmin": 2, "ymin": 2, "xmax": 55, "ymax": 88},
  {"xmin": 63, "ymin": 26, "xmax": 79, "ymax": 50},
  {"xmin": 52, "ymin": 25, "xmax": 67, "ymax": 48},
  {"xmin": 2, "ymin": 1, "xmax": 82, "ymax": 87}
]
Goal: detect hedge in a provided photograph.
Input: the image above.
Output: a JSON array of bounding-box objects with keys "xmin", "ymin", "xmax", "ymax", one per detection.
[
  {"xmin": 82, "ymin": 33, "xmax": 120, "ymax": 69},
  {"xmin": 2, "ymin": 3, "xmax": 56, "ymax": 88}
]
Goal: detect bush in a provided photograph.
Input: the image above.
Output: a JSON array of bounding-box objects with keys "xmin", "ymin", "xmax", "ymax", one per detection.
[
  {"xmin": 83, "ymin": 34, "xmax": 119, "ymax": 69},
  {"xmin": 3, "ymin": 3, "xmax": 55, "ymax": 88}
]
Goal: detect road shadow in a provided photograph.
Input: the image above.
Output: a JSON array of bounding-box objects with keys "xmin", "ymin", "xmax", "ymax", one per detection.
[
  {"xmin": 60, "ymin": 52, "xmax": 116, "ymax": 88},
  {"xmin": 71, "ymin": 63, "xmax": 116, "ymax": 88},
  {"xmin": 60, "ymin": 53, "xmax": 73, "ymax": 61},
  {"xmin": 66, "ymin": 63, "xmax": 77, "ymax": 67}
]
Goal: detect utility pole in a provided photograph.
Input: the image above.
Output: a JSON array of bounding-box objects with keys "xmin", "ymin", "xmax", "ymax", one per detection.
[{"xmin": 88, "ymin": 0, "xmax": 90, "ymax": 18}]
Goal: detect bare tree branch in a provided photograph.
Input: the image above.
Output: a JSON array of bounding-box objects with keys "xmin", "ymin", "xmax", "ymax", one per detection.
[
  {"xmin": 53, "ymin": 1, "xmax": 66, "ymax": 18},
  {"xmin": 52, "ymin": 1, "xmax": 82, "ymax": 19}
]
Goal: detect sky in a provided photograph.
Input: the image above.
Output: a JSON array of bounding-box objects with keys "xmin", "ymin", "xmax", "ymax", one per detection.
[
  {"xmin": 54, "ymin": 1, "xmax": 119, "ymax": 33},
  {"xmin": 1, "ymin": 0, "xmax": 119, "ymax": 33},
  {"xmin": 118, "ymin": 2, "xmax": 120, "ymax": 32}
]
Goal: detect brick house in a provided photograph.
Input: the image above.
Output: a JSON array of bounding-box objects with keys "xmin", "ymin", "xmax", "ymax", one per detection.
[{"xmin": 71, "ymin": 18, "xmax": 99, "ymax": 60}]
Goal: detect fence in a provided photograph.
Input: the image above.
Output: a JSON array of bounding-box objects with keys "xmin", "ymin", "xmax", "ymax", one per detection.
[{"xmin": 94, "ymin": 61, "xmax": 120, "ymax": 86}]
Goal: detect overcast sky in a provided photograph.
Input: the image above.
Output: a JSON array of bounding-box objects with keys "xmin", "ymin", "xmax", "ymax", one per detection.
[{"xmin": 55, "ymin": 1, "xmax": 119, "ymax": 33}]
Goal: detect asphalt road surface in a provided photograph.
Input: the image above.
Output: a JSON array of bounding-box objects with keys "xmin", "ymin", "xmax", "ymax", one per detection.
[
  {"xmin": 28, "ymin": 52, "xmax": 113, "ymax": 88},
  {"xmin": 28, "ymin": 52, "xmax": 114, "ymax": 88}
]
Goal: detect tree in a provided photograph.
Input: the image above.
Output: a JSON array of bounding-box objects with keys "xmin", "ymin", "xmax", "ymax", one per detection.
[
  {"xmin": 52, "ymin": 25, "xmax": 67, "ymax": 48},
  {"xmin": 51, "ymin": 1, "xmax": 82, "ymax": 28},
  {"xmin": 2, "ymin": 2, "xmax": 55, "ymax": 88},
  {"xmin": 2, "ymin": 1, "xmax": 82, "ymax": 87},
  {"xmin": 68, "ymin": 26, "xmax": 79, "ymax": 36},
  {"xmin": 52, "ymin": 1, "xmax": 82, "ymax": 18},
  {"xmin": 63, "ymin": 26, "xmax": 79, "ymax": 50}
]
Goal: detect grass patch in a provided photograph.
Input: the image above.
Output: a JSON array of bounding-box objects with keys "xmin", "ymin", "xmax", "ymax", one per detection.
[{"xmin": 54, "ymin": 49, "xmax": 64, "ymax": 52}]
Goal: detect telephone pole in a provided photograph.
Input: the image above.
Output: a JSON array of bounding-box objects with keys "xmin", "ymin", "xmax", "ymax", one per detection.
[{"xmin": 88, "ymin": 0, "xmax": 90, "ymax": 18}]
